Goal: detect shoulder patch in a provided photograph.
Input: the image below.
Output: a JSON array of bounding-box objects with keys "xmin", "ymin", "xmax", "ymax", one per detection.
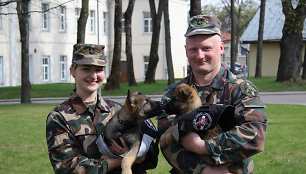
[{"xmin": 240, "ymin": 81, "xmax": 259, "ymax": 97}]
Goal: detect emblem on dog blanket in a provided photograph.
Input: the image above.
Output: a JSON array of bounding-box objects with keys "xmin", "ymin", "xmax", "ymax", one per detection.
[{"xmin": 193, "ymin": 112, "xmax": 213, "ymax": 131}]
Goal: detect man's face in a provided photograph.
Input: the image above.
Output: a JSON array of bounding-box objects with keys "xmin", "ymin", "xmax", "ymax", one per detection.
[{"xmin": 185, "ymin": 34, "xmax": 224, "ymax": 76}]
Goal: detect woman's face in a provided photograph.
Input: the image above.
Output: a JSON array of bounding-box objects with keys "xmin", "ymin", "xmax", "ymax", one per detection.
[{"xmin": 71, "ymin": 65, "xmax": 105, "ymax": 96}]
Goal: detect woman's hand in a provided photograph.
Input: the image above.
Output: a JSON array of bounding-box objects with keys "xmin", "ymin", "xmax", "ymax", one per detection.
[
  {"xmin": 109, "ymin": 137, "xmax": 129, "ymax": 155},
  {"xmin": 202, "ymin": 163, "xmax": 234, "ymax": 174}
]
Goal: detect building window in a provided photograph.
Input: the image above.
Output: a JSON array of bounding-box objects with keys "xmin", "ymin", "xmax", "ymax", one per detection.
[
  {"xmin": 103, "ymin": 12, "xmax": 108, "ymax": 34},
  {"xmin": 60, "ymin": 56, "xmax": 67, "ymax": 81},
  {"xmin": 59, "ymin": 6, "xmax": 67, "ymax": 32},
  {"xmin": 42, "ymin": 3, "xmax": 50, "ymax": 31},
  {"xmin": 143, "ymin": 56, "xmax": 149, "ymax": 77},
  {"xmin": 0, "ymin": 56, "xmax": 3, "ymax": 84},
  {"xmin": 89, "ymin": 10, "xmax": 96, "ymax": 34},
  {"xmin": 143, "ymin": 12, "xmax": 152, "ymax": 34},
  {"xmin": 42, "ymin": 56, "xmax": 50, "ymax": 81},
  {"xmin": 75, "ymin": 8, "xmax": 80, "ymax": 32},
  {"xmin": 121, "ymin": 18, "xmax": 125, "ymax": 34}
]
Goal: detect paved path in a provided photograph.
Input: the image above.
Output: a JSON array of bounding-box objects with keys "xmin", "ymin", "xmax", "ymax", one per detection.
[{"xmin": 0, "ymin": 91, "xmax": 305, "ymax": 105}]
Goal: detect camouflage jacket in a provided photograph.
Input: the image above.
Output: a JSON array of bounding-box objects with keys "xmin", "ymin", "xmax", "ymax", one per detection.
[
  {"xmin": 46, "ymin": 91, "xmax": 122, "ymax": 173},
  {"xmin": 158, "ymin": 67, "xmax": 267, "ymax": 173}
]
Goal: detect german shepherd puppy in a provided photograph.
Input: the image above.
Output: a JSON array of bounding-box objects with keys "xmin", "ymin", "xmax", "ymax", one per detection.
[
  {"xmin": 161, "ymin": 83, "xmax": 243, "ymax": 173},
  {"xmin": 104, "ymin": 90, "xmax": 163, "ymax": 174}
]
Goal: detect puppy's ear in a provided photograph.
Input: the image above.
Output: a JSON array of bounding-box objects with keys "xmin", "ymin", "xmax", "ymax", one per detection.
[
  {"xmin": 181, "ymin": 88, "xmax": 192, "ymax": 100},
  {"xmin": 125, "ymin": 90, "xmax": 136, "ymax": 113}
]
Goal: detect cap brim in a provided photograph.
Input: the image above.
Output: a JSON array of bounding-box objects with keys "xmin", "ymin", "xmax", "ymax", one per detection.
[{"xmin": 185, "ymin": 29, "xmax": 220, "ymax": 37}]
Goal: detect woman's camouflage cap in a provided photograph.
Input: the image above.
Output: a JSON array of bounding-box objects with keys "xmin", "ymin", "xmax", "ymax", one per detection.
[
  {"xmin": 72, "ymin": 44, "xmax": 107, "ymax": 66},
  {"xmin": 184, "ymin": 15, "xmax": 221, "ymax": 37}
]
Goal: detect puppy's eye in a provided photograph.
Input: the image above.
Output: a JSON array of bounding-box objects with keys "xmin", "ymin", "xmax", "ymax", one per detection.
[{"xmin": 172, "ymin": 96, "xmax": 178, "ymax": 101}]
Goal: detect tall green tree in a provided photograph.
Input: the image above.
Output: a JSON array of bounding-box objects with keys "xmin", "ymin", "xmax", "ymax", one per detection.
[
  {"xmin": 104, "ymin": 0, "xmax": 122, "ymax": 90},
  {"xmin": 77, "ymin": 0, "xmax": 89, "ymax": 43},
  {"xmin": 255, "ymin": 0, "xmax": 266, "ymax": 78},
  {"xmin": 124, "ymin": 0, "xmax": 137, "ymax": 86},
  {"xmin": 163, "ymin": 0, "xmax": 174, "ymax": 85},
  {"xmin": 190, "ymin": 0, "xmax": 202, "ymax": 17},
  {"xmin": 145, "ymin": 0, "xmax": 164, "ymax": 83},
  {"xmin": 276, "ymin": 0, "xmax": 306, "ymax": 82},
  {"xmin": 17, "ymin": 0, "xmax": 31, "ymax": 103}
]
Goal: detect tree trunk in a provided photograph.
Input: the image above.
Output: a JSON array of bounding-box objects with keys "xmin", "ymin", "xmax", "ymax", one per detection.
[
  {"xmin": 17, "ymin": 0, "xmax": 31, "ymax": 103},
  {"xmin": 302, "ymin": 44, "xmax": 306, "ymax": 79},
  {"xmin": 104, "ymin": 0, "xmax": 122, "ymax": 90},
  {"xmin": 230, "ymin": 0, "xmax": 236, "ymax": 74},
  {"xmin": 77, "ymin": 0, "xmax": 89, "ymax": 44},
  {"xmin": 145, "ymin": 0, "xmax": 163, "ymax": 83},
  {"xmin": 163, "ymin": 0, "xmax": 174, "ymax": 85},
  {"xmin": 190, "ymin": 0, "xmax": 201, "ymax": 17},
  {"xmin": 125, "ymin": 0, "xmax": 137, "ymax": 86},
  {"xmin": 255, "ymin": 0, "xmax": 266, "ymax": 78},
  {"xmin": 276, "ymin": 0, "xmax": 305, "ymax": 82}
]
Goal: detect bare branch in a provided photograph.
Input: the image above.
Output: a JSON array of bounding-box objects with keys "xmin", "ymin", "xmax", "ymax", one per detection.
[
  {"xmin": 0, "ymin": 0, "xmax": 17, "ymax": 7},
  {"xmin": 0, "ymin": 0, "xmax": 74, "ymax": 15}
]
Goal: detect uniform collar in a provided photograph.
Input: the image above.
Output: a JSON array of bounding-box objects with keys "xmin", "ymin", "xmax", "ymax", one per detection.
[
  {"xmin": 185, "ymin": 67, "xmax": 227, "ymax": 90},
  {"xmin": 68, "ymin": 91, "xmax": 110, "ymax": 115}
]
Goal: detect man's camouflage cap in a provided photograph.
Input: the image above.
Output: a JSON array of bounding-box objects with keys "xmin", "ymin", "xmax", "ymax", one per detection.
[
  {"xmin": 184, "ymin": 15, "xmax": 221, "ymax": 37},
  {"xmin": 72, "ymin": 44, "xmax": 107, "ymax": 66}
]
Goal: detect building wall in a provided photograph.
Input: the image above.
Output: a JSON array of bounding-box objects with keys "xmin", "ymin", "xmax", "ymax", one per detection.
[
  {"xmin": 248, "ymin": 43, "xmax": 305, "ymax": 77},
  {"xmin": 0, "ymin": 0, "xmax": 188, "ymax": 87}
]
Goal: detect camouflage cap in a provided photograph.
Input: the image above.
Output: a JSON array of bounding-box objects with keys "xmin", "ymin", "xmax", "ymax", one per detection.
[
  {"xmin": 72, "ymin": 44, "xmax": 107, "ymax": 66},
  {"xmin": 184, "ymin": 15, "xmax": 221, "ymax": 37}
]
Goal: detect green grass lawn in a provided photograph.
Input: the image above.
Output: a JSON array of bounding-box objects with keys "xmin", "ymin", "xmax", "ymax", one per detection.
[
  {"xmin": 0, "ymin": 103, "xmax": 305, "ymax": 174},
  {"xmin": 0, "ymin": 77, "xmax": 306, "ymax": 99}
]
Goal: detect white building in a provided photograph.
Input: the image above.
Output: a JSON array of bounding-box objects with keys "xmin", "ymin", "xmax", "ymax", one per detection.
[{"xmin": 0, "ymin": 0, "xmax": 188, "ymax": 87}]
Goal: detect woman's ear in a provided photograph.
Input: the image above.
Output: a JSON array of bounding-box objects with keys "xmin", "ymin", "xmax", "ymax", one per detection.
[{"xmin": 70, "ymin": 65, "xmax": 76, "ymax": 78}]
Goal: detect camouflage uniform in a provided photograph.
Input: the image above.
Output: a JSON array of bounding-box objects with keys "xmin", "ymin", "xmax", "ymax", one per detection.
[
  {"xmin": 46, "ymin": 91, "xmax": 159, "ymax": 173},
  {"xmin": 158, "ymin": 67, "xmax": 267, "ymax": 174}
]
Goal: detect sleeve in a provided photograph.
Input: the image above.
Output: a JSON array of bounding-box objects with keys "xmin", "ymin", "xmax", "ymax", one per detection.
[
  {"xmin": 137, "ymin": 119, "xmax": 159, "ymax": 169},
  {"xmin": 46, "ymin": 110, "xmax": 108, "ymax": 174},
  {"xmin": 204, "ymin": 80, "xmax": 267, "ymax": 165}
]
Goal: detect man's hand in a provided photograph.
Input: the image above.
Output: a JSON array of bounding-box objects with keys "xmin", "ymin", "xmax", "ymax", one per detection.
[
  {"xmin": 109, "ymin": 137, "xmax": 129, "ymax": 155},
  {"xmin": 181, "ymin": 132, "xmax": 209, "ymax": 155}
]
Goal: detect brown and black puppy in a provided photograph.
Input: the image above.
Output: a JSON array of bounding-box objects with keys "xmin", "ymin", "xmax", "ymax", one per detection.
[
  {"xmin": 104, "ymin": 90, "xmax": 163, "ymax": 174},
  {"xmin": 163, "ymin": 83, "xmax": 202, "ymax": 124},
  {"xmin": 161, "ymin": 83, "xmax": 243, "ymax": 174}
]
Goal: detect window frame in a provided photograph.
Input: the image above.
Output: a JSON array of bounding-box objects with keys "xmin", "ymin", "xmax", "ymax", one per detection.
[
  {"xmin": 59, "ymin": 55, "xmax": 67, "ymax": 81},
  {"xmin": 143, "ymin": 11, "xmax": 152, "ymax": 34},
  {"xmin": 89, "ymin": 10, "xmax": 96, "ymax": 34},
  {"xmin": 103, "ymin": 12, "xmax": 108, "ymax": 34},
  {"xmin": 143, "ymin": 56, "xmax": 149, "ymax": 78},
  {"xmin": 42, "ymin": 3, "xmax": 50, "ymax": 31},
  {"xmin": 59, "ymin": 6, "xmax": 67, "ymax": 32},
  {"xmin": 42, "ymin": 55, "xmax": 50, "ymax": 82}
]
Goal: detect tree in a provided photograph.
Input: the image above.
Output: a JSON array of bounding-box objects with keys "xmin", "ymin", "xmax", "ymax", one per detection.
[
  {"xmin": 104, "ymin": 0, "xmax": 122, "ymax": 90},
  {"xmin": 190, "ymin": 0, "xmax": 202, "ymax": 17},
  {"xmin": 276, "ymin": 0, "xmax": 306, "ymax": 82},
  {"xmin": 230, "ymin": 0, "xmax": 236, "ymax": 74},
  {"xmin": 77, "ymin": 0, "xmax": 89, "ymax": 43},
  {"xmin": 302, "ymin": 47, "xmax": 306, "ymax": 79},
  {"xmin": 16, "ymin": 0, "xmax": 31, "ymax": 103},
  {"xmin": 255, "ymin": 0, "xmax": 266, "ymax": 78},
  {"xmin": 124, "ymin": 0, "xmax": 137, "ymax": 86},
  {"xmin": 163, "ymin": 0, "xmax": 174, "ymax": 85},
  {"xmin": 145, "ymin": 0, "xmax": 164, "ymax": 83}
]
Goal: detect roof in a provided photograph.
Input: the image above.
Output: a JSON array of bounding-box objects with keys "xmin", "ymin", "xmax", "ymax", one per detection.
[{"xmin": 240, "ymin": 0, "xmax": 306, "ymax": 44}]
